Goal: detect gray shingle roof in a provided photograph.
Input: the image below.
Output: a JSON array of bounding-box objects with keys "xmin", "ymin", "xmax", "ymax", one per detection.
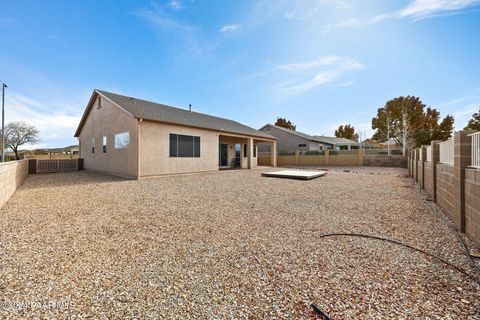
[
  {"xmin": 76, "ymin": 90, "xmax": 276, "ymax": 139},
  {"xmin": 313, "ymin": 136, "xmax": 360, "ymax": 146},
  {"xmin": 260, "ymin": 124, "xmax": 334, "ymax": 145}
]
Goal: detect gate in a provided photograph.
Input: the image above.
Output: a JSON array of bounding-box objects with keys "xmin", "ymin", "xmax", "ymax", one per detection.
[{"xmin": 29, "ymin": 159, "xmax": 83, "ymax": 174}]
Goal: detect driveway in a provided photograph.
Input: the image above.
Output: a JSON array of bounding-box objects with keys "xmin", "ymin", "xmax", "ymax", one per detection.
[{"xmin": 0, "ymin": 168, "xmax": 479, "ymax": 319}]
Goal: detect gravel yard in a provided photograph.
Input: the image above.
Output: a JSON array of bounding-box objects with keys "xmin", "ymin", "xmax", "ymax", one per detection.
[{"xmin": 1, "ymin": 167, "xmax": 479, "ymax": 319}]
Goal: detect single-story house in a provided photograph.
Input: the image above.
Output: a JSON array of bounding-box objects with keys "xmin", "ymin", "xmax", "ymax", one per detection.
[
  {"xmin": 258, "ymin": 124, "xmax": 334, "ymax": 152},
  {"xmin": 47, "ymin": 145, "xmax": 79, "ymax": 156},
  {"xmin": 313, "ymin": 136, "xmax": 360, "ymax": 150},
  {"xmin": 74, "ymin": 90, "xmax": 277, "ymax": 179},
  {"xmin": 361, "ymin": 139, "xmax": 385, "ymax": 149},
  {"xmin": 383, "ymin": 137, "xmax": 402, "ymax": 149}
]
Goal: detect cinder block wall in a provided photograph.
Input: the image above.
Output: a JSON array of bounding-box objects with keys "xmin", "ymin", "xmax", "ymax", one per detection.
[
  {"xmin": 413, "ymin": 149, "xmax": 419, "ymax": 182},
  {"xmin": 363, "ymin": 155, "xmax": 407, "ymax": 167},
  {"xmin": 0, "ymin": 160, "xmax": 29, "ymax": 209},
  {"xmin": 465, "ymin": 168, "xmax": 480, "ymax": 247},
  {"xmin": 436, "ymin": 163, "xmax": 456, "ymax": 223},
  {"xmin": 276, "ymin": 150, "xmax": 407, "ymax": 167},
  {"xmin": 407, "ymin": 131, "xmax": 480, "ymax": 247},
  {"xmin": 424, "ymin": 161, "xmax": 434, "ymax": 196},
  {"xmin": 418, "ymin": 159, "xmax": 424, "ymax": 188}
]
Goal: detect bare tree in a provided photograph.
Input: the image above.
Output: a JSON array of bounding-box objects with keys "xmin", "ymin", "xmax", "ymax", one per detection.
[{"xmin": 3, "ymin": 121, "xmax": 40, "ymax": 160}]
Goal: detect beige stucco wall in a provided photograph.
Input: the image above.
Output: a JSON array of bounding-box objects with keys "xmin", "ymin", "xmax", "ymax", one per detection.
[
  {"xmin": 139, "ymin": 121, "xmax": 221, "ymax": 176},
  {"xmin": 78, "ymin": 95, "xmax": 139, "ymax": 179},
  {"xmin": 78, "ymin": 94, "xmax": 270, "ymax": 177},
  {"xmin": 0, "ymin": 160, "xmax": 29, "ymax": 209}
]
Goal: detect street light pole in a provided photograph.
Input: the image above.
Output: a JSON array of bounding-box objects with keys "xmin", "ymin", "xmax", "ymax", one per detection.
[{"xmin": 1, "ymin": 83, "xmax": 7, "ymax": 162}]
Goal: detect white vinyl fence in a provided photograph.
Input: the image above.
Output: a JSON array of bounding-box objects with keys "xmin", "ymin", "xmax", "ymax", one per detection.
[
  {"xmin": 439, "ymin": 139, "xmax": 454, "ymax": 165},
  {"xmin": 426, "ymin": 146, "xmax": 432, "ymax": 162},
  {"xmin": 470, "ymin": 131, "xmax": 480, "ymax": 169}
]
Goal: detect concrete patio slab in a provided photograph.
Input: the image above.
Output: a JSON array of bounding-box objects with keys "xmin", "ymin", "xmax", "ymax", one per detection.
[{"xmin": 261, "ymin": 169, "xmax": 327, "ymax": 180}]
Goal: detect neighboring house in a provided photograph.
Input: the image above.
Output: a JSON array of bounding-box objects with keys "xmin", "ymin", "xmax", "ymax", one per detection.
[
  {"xmin": 361, "ymin": 139, "xmax": 385, "ymax": 149},
  {"xmin": 74, "ymin": 90, "xmax": 277, "ymax": 179},
  {"xmin": 383, "ymin": 137, "xmax": 402, "ymax": 148},
  {"xmin": 47, "ymin": 145, "xmax": 79, "ymax": 156},
  {"xmin": 20, "ymin": 146, "xmax": 79, "ymax": 160},
  {"xmin": 313, "ymin": 136, "xmax": 360, "ymax": 150},
  {"xmin": 258, "ymin": 124, "xmax": 334, "ymax": 152}
]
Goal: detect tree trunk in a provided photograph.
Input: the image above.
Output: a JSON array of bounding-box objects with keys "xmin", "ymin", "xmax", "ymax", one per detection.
[{"xmin": 13, "ymin": 148, "xmax": 20, "ymax": 160}]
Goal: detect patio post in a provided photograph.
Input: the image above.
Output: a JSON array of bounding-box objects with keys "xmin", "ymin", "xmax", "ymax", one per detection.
[
  {"xmin": 247, "ymin": 137, "xmax": 253, "ymax": 169},
  {"xmin": 271, "ymin": 140, "xmax": 277, "ymax": 167}
]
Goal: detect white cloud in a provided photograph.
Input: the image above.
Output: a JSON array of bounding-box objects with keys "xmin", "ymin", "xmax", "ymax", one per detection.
[
  {"xmin": 335, "ymin": 13, "xmax": 391, "ymax": 28},
  {"xmin": 283, "ymin": 0, "xmax": 352, "ymax": 22},
  {"xmin": 276, "ymin": 72, "xmax": 339, "ymax": 96},
  {"xmin": 322, "ymin": 0, "xmax": 480, "ymax": 33},
  {"xmin": 244, "ymin": 0, "xmax": 352, "ymax": 29},
  {"xmin": 437, "ymin": 95, "xmax": 473, "ymax": 108},
  {"xmin": 436, "ymin": 93, "xmax": 480, "ymax": 129},
  {"xmin": 451, "ymin": 103, "xmax": 479, "ymax": 129},
  {"xmin": 136, "ymin": 8, "xmax": 193, "ymax": 32},
  {"xmin": 4, "ymin": 92, "xmax": 82, "ymax": 149},
  {"xmin": 399, "ymin": 0, "xmax": 480, "ymax": 19},
  {"xmin": 273, "ymin": 56, "xmax": 341, "ymax": 72},
  {"xmin": 269, "ymin": 56, "xmax": 365, "ymax": 97},
  {"xmin": 219, "ymin": 24, "xmax": 241, "ymax": 32},
  {"xmin": 135, "ymin": 4, "xmax": 219, "ymax": 60},
  {"xmin": 168, "ymin": 0, "xmax": 184, "ymax": 11}
]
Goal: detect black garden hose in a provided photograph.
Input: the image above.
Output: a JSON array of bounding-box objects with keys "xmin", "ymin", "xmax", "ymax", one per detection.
[
  {"xmin": 317, "ymin": 233, "xmax": 480, "ymax": 285},
  {"xmin": 421, "ymin": 190, "xmax": 480, "ymax": 275}
]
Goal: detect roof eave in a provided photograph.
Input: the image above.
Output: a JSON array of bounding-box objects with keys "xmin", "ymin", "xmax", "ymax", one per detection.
[
  {"xmin": 74, "ymin": 90, "xmax": 99, "ymax": 138},
  {"xmin": 139, "ymin": 117, "xmax": 277, "ymax": 140}
]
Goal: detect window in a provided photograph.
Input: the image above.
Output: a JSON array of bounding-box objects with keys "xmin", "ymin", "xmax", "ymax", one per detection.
[
  {"xmin": 243, "ymin": 144, "xmax": 247, "ymax": 157},
  {"xmin": 253, "ymin": 144, "xmax": 257, "ymax": 157},
  {"xmin": 91, "ymin": 138, "xmax": 95, "ymax": 154},
  {"xmin": 169, "ymin": 134, "xmax": 200, "ymax": 158},
  {"xmin": 298, "ymin": 143, "xmax": 307, "ymax": 148},
  {"xmin": 115, "ymin": 131, "xmax": 130, "ymax": 148},
  {"xmin": 97, "ymin": 96, "xmax": 102, "ymax": 109},
  {"xmin": 103, "ymin": 136, "xmax": 107, "ymax": 153},
  {"xmin": 169, "ymin": 134, "xmax": 177, "ymax": 157},
  {"xmin": 319, "ymin": 145, "xmax": 324, "ymax": 151}
]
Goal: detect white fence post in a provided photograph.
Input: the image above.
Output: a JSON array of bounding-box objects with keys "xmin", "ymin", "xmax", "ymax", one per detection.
[
  {"xmin": 470, "ymin": 131, "xmax": 480, "ymax": 169},
  {"xmin": 426, "ymin": 146, "xmax": 432, "ymax": 162},
  {"xmin": 439, "ymin": 139, "xmax": 454, "ymax": 165}
]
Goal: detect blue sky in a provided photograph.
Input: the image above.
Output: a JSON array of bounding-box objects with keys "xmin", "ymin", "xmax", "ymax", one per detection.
[{"xmin": 1, "ymin": 0, "xmax": 480, "ymax": 148}]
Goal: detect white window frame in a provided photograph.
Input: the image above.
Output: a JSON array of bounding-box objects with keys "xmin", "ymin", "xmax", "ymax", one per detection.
[
  {"xmin": 115, "ymin": 131, "xmax": 130, "ymax": 149},
  {"xmin": 102, "ymin": 136, "xmax": 107, "ymax": 153}
]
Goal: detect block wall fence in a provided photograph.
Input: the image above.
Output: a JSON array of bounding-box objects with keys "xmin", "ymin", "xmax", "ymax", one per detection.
[
  {"xmin": 408, "ymin": 130, "xmax": 480, "ymax": 247},
  {"xmin": 260, "ymin": 149, "xmax": 407, "ymax": 168},
  {"xmin": 0, "ymin": 159, "xmax": 29, "ymax": 209}
]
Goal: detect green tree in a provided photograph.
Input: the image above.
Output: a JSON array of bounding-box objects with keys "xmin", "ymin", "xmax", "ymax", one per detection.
[
  {"xmin": 335, "ymin": 124, "xmax": 359, "ymax": 141},
  {"xmin": 464, "ymin": 107, "xmax": 480, "ymax": 131},
  {"xmin": 371, "ymin": 96, "xmax": 454, "ymax": 154},
  {"xmin": 275, "ymin": 117, "xmax": 296, "ymax": 130}
]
